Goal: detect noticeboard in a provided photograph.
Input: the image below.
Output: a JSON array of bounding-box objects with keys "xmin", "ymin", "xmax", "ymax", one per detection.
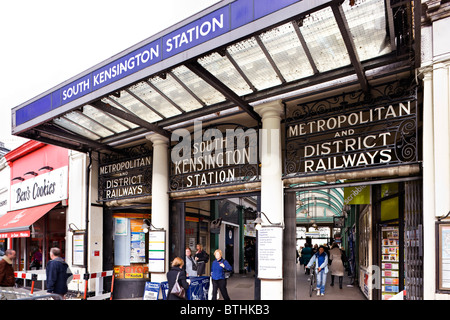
[
  {"xmin": 437, "ymin": 222, "xmax": 450, "ymax": 291},
  {"xmin": 148, "ymin": 230, "xmax": 166, "ymax": 273},
  {"xmin": 257, "ymin": 226, "xmax": 283, "ymax": 279},
  {"xmin": 72, "ymin": 231, "xmax": 85, "ymax": 266}
]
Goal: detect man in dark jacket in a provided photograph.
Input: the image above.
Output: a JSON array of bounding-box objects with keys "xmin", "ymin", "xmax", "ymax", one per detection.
[
  {"xmin": 0, "ymin": 249, "xmax": 17, "ymax": 300},
  {"xmin": 46, "ymin": 247, "xmax": 72, "ymax": 299}
]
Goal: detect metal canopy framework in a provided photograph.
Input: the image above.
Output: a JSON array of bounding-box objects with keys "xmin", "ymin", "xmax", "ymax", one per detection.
[{"xmin": 12, "ymin": 0, "xmax": 419, "ymax": 154}]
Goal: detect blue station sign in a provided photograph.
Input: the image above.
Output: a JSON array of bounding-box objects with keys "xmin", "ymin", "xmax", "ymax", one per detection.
[{"xmin": 13, "ymin": 0, "xmax": 328, "ymax": 131}]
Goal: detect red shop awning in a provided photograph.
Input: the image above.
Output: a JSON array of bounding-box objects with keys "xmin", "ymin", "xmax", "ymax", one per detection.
[{"xmin": 0, "ymin": 202, "xmax": 59, "ymax": 238}]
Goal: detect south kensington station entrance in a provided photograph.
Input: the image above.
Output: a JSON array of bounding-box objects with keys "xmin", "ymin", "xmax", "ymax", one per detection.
[{"xmin": 8, "ymin": 0, "xmax": 428, "ymax": 300}]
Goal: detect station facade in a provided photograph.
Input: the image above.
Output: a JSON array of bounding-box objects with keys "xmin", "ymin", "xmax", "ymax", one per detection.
[{"xmin": 6, "ymin": 0, "xmax": 450, "ymax": 300}]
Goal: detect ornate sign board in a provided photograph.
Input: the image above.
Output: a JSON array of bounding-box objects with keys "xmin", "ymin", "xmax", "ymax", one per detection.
[
  {"xmin": 98, "ymin": 145, "xmax": 152, "ymax": 201},
  {"xmin": 169, "ymin": 122, "xmax": 259, "ymax": 192},
  {"xmin": 284, "ymin": 82, "xmax": 419, "ymax": 178}
]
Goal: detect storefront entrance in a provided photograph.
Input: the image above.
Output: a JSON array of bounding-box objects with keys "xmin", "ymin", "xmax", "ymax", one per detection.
[{"xmin": 286, "ymin": 179, "xmax": 423, "ymax": 300}]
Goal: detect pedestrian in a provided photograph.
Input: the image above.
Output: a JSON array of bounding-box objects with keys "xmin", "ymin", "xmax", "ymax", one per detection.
[
  {"xmin": 329, "ymin": 242, "xmax": 345, "ymax": 289},
  {"xmin": 167, "ymin": 257, "xmax": 190, "ymax": 300},
  {"xmin": 46, "ymin": 247, "xmax": 72, "ymax": 299},
  {"xmin": 194, "ymin": 243, "xmax": 209, "ymax": 276},
  {"xmin": 244, "ymin": 241, "xmax": 255, "ymax": 272},
  {"xmin": 185, "ymin": 247, "xmax": 197, "ymax": 277},
  {"xmin": 0, "ymin": 249, "xmax": 17, "ymax": 300},
  {"xmin": 301, "ymin": 243, "xmax": 313, "ymax": 274},
  {"xmin": 307, "ymin": 245, "xmax": 329, "ymax": 296},
  {"xmin": 210, "ymin": 249, "xmax": 232, "ymax": 300}
]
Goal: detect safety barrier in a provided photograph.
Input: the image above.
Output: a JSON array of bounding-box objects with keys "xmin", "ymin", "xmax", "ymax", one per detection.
[
  {"xmin": 14, "ymin": 270, "xmax": 114, "ymax": 300},
  {"xmin": 72, "ymin": 270, "xmax": 114, "ymax": 300},
  {"xmin": 14, "ymin": 271, "xmax": 46, "ymax": 294}
]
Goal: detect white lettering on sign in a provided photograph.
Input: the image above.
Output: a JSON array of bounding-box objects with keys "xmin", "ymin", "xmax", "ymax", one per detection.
[
  {"xmin": 62, "ymin": 79, "xmax": 90, "ymax": 101},
  {"xmin": 286, "ymin": 101, "xmax": 415, "ymax": 173},
  {"xmin": 92, "ymin": 49, "xmax": 159, "ymax": 88},
  {"xmin": 10, "ymin": 166, "xmax": 68, "ymax": 210},
  {"xmin": 165, "ymin": 14, "xmax": 224, "ymax": 53},
  {"xmin": 171, "ymin": 121, "xmax": 258, "ymax": 189}
]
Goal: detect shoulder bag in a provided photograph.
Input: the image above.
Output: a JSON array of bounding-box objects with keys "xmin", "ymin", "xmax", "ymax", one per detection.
[{"xmin": 170, "ymin": 271, "xmax": 186, "ymax": 299}]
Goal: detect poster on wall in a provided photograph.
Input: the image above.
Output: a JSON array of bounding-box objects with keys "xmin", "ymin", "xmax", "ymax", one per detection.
[
  {"xmin": 257, "ymin": 226, "xmax": 283, "ymax": 279},
  {"xmin": 148, "ymin": 230, "xmax": 166, "ymax": 273},
  {"xmin": 130, "ymin": 219, "xmax": 146, "ymax": 263},
  {"xmin": 72, "ymin": 232, "xmax": 85, "ymax": 266},
  {"xmin": 438, "ymin": 223, "xmax": 450, "ymax": 291}
]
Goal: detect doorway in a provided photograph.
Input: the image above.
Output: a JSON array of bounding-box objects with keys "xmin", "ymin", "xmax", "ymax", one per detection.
[
  {"xmin": 169, "ymin": 193, "xmax": 259, "ymax": 299},
  {"xmin": 286, "ymin": 178, "xmax": 423, "ymax": 300}
]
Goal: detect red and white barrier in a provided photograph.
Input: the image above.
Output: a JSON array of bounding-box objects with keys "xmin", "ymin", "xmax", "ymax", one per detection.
[{"xmin": 14, "ymin": 270, "xmax": 114, "ymax": 300}]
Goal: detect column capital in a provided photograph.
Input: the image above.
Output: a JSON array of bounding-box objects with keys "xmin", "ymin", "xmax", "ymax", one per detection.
[
  {"xmin": 146, "ymin": 133, "xmax": 169, "ymax": 146},
  {"xmin": 253, "ymin": 100, "xmax": 284, "ymax": 120}
]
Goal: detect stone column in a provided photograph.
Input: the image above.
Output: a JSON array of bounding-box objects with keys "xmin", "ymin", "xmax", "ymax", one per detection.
[
  {"xmin": 254, "ymin": 100, "xmax": 284, "ymax": 300},
  {"xmin": 146, "ymin": 133, "xmax": 170, "ymax": 282},
  {"xmin": 421, "ymin": 68, "xmax": 436, "ymax": 299}
]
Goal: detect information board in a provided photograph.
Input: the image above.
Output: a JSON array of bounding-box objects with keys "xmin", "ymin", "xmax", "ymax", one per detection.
[
  {"xmin": 257, "ymin": 226, "xmax": 283, "ymax": 279},
  {"xmin": 148, "ymin": 230, "xmax": 166, "ymax": 273}
]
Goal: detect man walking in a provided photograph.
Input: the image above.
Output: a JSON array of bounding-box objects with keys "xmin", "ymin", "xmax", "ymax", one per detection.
[
  {"xmin": 46, "ymin": 247, "xmax": 72, "ymax": 299},
  {"xmin": 0, "ymin": 249, "xmax": 17, "ymax": 300}
]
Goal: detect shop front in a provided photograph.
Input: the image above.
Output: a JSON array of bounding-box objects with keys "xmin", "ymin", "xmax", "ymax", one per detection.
[
  {"xmin": 0, "ymin": 141, "xmax": 69, "ymax": 288},
  {"xmin": 283, "ymin": 79, "xmax": 423, "ymax": 300}
]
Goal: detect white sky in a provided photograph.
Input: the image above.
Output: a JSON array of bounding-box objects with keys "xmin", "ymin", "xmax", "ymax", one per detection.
[{"xmin": 0, "ymin": 0, "xmax": 220, "ymax": 151}]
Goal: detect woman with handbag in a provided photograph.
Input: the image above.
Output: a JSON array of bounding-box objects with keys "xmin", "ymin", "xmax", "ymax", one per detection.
[
  {"xmin": 166, "ymin": 257, "xmax": 190, "ymax": 300},
  {"xmin": 210, "ymin": 249, "xmax": 232, "ymax": 300}
]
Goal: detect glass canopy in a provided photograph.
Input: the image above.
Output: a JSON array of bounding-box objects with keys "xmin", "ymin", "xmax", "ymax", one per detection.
[{"xmin": 35, "ymin": 0, "xmax": 400, "ymax": 151}]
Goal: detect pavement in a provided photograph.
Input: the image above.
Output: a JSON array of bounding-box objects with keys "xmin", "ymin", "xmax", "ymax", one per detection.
[
  {"xmin": 7, "ymin": 263, "xmax": 366, "ymax": 300},
  {"xmin": 219, "ymin": 262, "xmax": 366, "ymax": 300}
]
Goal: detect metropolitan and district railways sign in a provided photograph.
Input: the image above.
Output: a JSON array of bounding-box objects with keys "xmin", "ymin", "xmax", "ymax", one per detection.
[
  {"xmin": 99, "ymin": 155, "xmax": 152, "ymax": 201},
  {"xmin": 284, "ymin": 82, "xmax": 418, "ymax": 177}
]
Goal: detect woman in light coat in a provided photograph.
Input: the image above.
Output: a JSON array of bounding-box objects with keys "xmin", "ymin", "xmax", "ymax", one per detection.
[
  {"xmin": 185, "ymin": 247, "xmax": 197, "ymax": 278},
  {"xmin": 329, "ymin": 242, "xmax": 345, "ymax": 289}
]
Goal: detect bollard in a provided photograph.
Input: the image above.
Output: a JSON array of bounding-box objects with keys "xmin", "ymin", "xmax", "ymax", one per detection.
[
  {"xmin": 110, "ymin": 275, "xmax": 115, "ymax": 300},
  {"xmin": 30, "ymin": 274, "xmax": 38, "ymax": 294},
  {"xmin": 83, "ymin": 273, "xmax": 90, "ymax": 300}
]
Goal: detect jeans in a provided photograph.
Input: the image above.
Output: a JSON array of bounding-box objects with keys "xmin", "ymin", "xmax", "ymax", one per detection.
[{"xmin": 316, "ymin": 270, "xmax": 327, "ymax": 294}]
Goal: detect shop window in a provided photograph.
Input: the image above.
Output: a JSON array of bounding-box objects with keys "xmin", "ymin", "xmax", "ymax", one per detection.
[{"xmin": 113, "ymin": 214, "xmax": 150, "ymax": 279}]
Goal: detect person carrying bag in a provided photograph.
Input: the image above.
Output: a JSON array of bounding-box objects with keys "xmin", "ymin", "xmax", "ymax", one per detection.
[{"xmin": 167, "ymin": 257, "xmax": 190, "ymax": 300}]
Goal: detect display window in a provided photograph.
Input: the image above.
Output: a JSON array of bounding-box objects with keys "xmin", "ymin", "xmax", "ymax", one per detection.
[{"xmin": 113, "ymin": 213, "xmax": 150, "ymax": 279}]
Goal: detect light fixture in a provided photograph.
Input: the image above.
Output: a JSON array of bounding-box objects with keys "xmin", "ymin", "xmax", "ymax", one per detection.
[
  {"xmin": 252, "ymin": 211, "xmax": 283, "ymax": 230},
  {"xmin": 12, "ymin": 176, "xmax": 24, "ymax": 182},
  {"xmin": 67, "ymin": 223, "xmax": 80, "ymax": 233},
  {"xmin": 142, "ymin": 219, "xmax": 151, "ymax": 233},
  {"xmin": 39, "ymin": 166, "xmax": 54, "ymax": 171},
  {"xmin": 24, "ymin": 171, "xmax": 38, "ymax": 177}
]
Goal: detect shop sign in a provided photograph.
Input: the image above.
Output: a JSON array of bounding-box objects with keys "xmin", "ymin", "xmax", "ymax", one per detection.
[
  {"xmin": 0, "ymin": 230, "xmax": 30, "ymax": 239},
  {"xmin": 169, "ymin": 122, "xmax": 259, "ymax": 191},
  {"xmin": 10, "ymin": 166, "xmax": 68, "ymax": 211},
  {"xmin": 98, "ymin": 152, "xmax": 152, "ymax": 201},
  {"xmin": 284, "ymin": 82, "xmax": 418, "ymax": 177}
]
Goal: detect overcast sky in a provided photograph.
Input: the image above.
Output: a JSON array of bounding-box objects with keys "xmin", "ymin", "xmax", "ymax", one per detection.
[{"xmin": 0, "ymin": 0, "xmax": 220, "ymax": 151}]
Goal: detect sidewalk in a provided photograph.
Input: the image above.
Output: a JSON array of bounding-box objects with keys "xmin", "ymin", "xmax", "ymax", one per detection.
[{"xmin": 296, "ymin": 263, "xmax": 366, "ymax": 300}]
